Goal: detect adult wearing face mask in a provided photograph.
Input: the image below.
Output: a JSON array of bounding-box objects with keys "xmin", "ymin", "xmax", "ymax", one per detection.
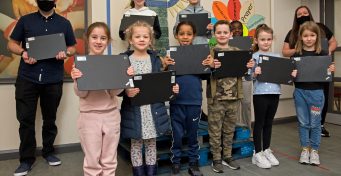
[
  {"xmin": 282, "ymin": 6, "xmax": 338, "ymax": 138},
  {"xmin": 7, "ymin": 0, "xmax": 76, "ymax": 175}
]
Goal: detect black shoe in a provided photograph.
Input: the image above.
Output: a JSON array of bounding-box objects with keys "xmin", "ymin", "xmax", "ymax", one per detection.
[
  {"xmin": 145, "ymin": 164, "xmax": 157, "ymax": 176},
  {"xmin": 188, "ymin": 162, "xmax": 203, "ymax": 176},
  {"xmin": 211, "ymin": 160, "xmax": 224, "ymax": 173},
  {"xmin": 44, "ymin": 155, "xmax": 61, "ymax": 166},
  {"xmin": 321, "ymin": 126, "xmax": 330, "ymax": 137},
  {"xmin": 14, "ymin": 162, "xmax": 32, "ymax": 176},
  {"xmin": 171, "ymin": 164, "xmax": 180, "ymax": 176},
  {"xmin": 222, "ymin": 157, "xmax": 240, "ymax": 170},
  {"xmin": 133, "ymin": 165, "xmax": 145, "ymax": 176}
]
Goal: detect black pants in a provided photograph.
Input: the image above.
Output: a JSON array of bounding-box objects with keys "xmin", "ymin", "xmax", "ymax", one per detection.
[
  {"xmin": 15, "ymin": 77, "xmax": 63, "ymax": 164},
  {"xmin": 321, "ymin": 83, "xmax": 329, "ymax": 125},
  {"xmin": 253, "ymin": 94, "xmax": 279, "ymax": 153}
]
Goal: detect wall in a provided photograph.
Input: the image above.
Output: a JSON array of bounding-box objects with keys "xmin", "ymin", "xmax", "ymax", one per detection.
[{"xmin": 0, "ymin": 0, "xmax": 320, "ymax": 152}]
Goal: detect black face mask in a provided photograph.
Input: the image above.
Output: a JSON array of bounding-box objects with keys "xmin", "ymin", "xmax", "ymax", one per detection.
[
  {"xmin": 297, "ymin": 15, "xmax": 311, "ymax": 25},
  {"xmin": 37, "ymin": 0, "xmax": 55, "ymax": 12}
]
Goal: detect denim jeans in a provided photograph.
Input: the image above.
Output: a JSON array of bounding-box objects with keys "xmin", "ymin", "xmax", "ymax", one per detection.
[{"xmin": 294, "ymin": 88, "xmax": 324, "ymax": 150}]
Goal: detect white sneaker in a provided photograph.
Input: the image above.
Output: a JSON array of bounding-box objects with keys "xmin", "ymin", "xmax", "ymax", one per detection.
[
  {"xmin": 310, "ymin": 150, "xmax": 320, "ymax": 165},
  {"xmin": 299, "ymin": 148, "xmax": 310, "ymax": 164},
  {"xmin": 252, "ymin": 151, "xmax": 271, "ymax": 169},
  {"xmin": 263, "ymin": 148, "xmax": 279, "ymax": 166}
]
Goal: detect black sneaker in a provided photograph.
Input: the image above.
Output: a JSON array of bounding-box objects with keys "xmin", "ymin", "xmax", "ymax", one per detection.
[
  {"xmin": 44, "ymin": 155, "xmax": 61, "ymax": 166},
  {"xmin": 321, "ymin": 126, "xmax": 330, "ymax": 137},
  {"xmin": 222, "ymin": 157, "xmax": 240, "ymax": 170},
  {"xmin": 188, "ymin": 162, "xmax": 203, "ymax": 176},
  {"xmin": 171, "ymin": 164, "xmax": 181, "ymax": 176},
  {"xmin": 211, "ymin": 160, "xmax": 224, "ymax": 173},
  {"xmin": 14, "ymin": 162, "xmax": 32, "ymax": 176}
]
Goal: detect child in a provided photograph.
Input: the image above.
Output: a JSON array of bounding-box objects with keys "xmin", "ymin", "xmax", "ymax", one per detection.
[
  {"xmin": 230, "ymin": 20, "xmax": 253, "ymax": 131},
  {"xmin": 207, "ymin": 20, "xmax": 253, "ymax": 173},
  {"xmin": 173, "ymin": 0, "xmax": 213, "ymax": 45},
  {"xmin": 165, "ymin": 21, "xmax": 216, "ymax": 176},
  {"xmin": 292, "ymin": 21, "xmax": 335, "ymax": 166},
  {"xmin": 119, "ymin": 0, "xmax": 161, "ymax": 40},
  {"xmin": 71, "ymin": 22, "xmax": 133, "ymax": 176},
  {"xmin": 120, "ymin": 21, "xmax": 179, "ymax": 176},
  {"xmin": 250, "ymin": 24, "xmax": 288, "ymax": 169}
]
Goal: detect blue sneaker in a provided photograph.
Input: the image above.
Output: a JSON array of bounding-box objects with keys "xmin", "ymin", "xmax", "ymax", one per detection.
[
  {"xmin": 44, "ymin": 155, "xmax": 61, "ymax": 166},
  {"xmin": 14, "ymin": 162, "xmax": 32, "ymax": 176}
]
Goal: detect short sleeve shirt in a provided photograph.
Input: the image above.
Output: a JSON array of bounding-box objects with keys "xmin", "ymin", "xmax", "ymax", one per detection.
[{"xmin": 10, "ymin": 11, "xmax": 76, "ymax": 84}]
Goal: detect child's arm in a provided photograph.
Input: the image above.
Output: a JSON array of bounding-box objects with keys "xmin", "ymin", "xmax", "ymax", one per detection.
[
  {"xmin": 328, "ymin": 62, "xmax": 336, "ymax": 73},
  {"xmin": 161, "ymin": 55, "xmax": 175, "ymax": 71}
]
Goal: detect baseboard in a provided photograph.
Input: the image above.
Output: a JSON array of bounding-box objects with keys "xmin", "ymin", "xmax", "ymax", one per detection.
[{"xmin": 0, "ymin": 143, "xmax": 81, "ymax": 161}]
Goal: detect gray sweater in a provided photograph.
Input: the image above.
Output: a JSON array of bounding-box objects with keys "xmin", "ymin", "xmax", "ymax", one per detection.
[{"xmin": 173, "ymin": 3, "xmax": 211, "ymax": 45}]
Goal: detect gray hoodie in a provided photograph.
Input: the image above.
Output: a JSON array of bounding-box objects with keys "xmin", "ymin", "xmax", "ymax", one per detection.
[{"xmin": 173, "ymin": 2, "xmax": 212, "ymax": 45}]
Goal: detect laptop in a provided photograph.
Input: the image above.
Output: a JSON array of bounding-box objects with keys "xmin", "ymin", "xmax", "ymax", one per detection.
[
  {"xmin": 119, "ymin": 14, "xmax": 156, "ymax": 31},
  {"xmin": 213, "ymin": 50, "xmax": 253, "ymax": 78},
  {"xmin": 179, "ymin": 13, "xmax": 210, "ymax": 36},
  {"xmin": 75, "ymin": 55, "xmax": 133, "ymax": 90},
  {"xmin": 292, "ymin": 55, "xmax": 332, "ymax": 82},
  {"xmin": 130, "ymin": 71, "xmax": 176, "ymax": 106},
  {"xmin": 26, "ymin": 33, "xmax": 66, "ymax": 60},
  {"xmin": 168, "ymin": 44, "xmax": 211, "ymax": 75},
  {"xmin": 229, "ymin": 36, "xmax": 253, "ymax": 50},
  {"xmin": 257, "ymin": 55, "xmax": 295, "ymax": 85}
]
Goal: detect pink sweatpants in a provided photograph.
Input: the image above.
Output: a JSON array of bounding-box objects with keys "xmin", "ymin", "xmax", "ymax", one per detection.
[{"xmin": 78, "ymin": 109, "xmax": 121, "ymax": 176}]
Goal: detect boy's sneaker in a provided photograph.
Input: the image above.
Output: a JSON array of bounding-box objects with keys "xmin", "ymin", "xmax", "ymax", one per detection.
[
  {"xmin": 310, "ymin": 150, "xmax": 320, "ymax": 166},
  {"xmin": 14, "ymin": 162, "xmax": 32, "ymax": 176},
  {"xmin": 252, "ymin": 151, "xmax": 271, "ymax": 169},
  {"xmin": 188, "ymin": 162, "xmax": 203, "ymax": 176},
  {"xmin": 263, "ymin": 149, "xmax": 279, "ymax": 166},
  {"xmin": 222, "ymin": 157, "xmax": 240, "ymax": 170},
  {"xmin": 171, "ymin": 164, "xmax": 180, "ymax": 176},
  {"xmin": 321, "ymin": 126, "xmax": 330, "ymax": 137},
  {"xmin": 211, "ymin": 160, "xmax": 224, "ymax": 173},
  {"xmin": 44, "ymin": 155, "xmax": 61, "ymax": 166},
  {"xmin": 299, "ymin": 148, "xmax": 310, "ymax": 164}
]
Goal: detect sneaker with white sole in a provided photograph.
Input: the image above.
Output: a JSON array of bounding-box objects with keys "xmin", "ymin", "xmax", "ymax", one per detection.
[
  {"xmin": 252, "ymin": 151, "xmax": 271, "ymax": 169},
  {"xmin": 263, "ymin": 148, "xmax": 279, "ymax": 166},
  {"xmin": 310, "ymin": 150, "xmax": 320, "ymax": 166},
  {"xmin": 14, "ymin": 162, "xmax": 32, "ymax": 176},
  {"xmin": 299, "ymin": 148, "xmax": 310, "ymax": 164},
  {"xmin": 44, "ymin": 155, "xmax": 61, "ymax": 166}
]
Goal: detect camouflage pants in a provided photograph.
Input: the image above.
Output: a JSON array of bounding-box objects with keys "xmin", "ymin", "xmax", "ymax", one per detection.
[{"xmin": 208, "ymin": 98, "xmax": 239, "ymax": 161}]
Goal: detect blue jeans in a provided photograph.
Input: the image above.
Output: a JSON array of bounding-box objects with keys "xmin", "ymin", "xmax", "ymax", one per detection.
[
  {"xmin": 170, "ymin": 104, "xmax": 201, "ymax": 164},
  {"xmin": 294, "ymin": 88, "xmax": 324, "ymax": 150}
]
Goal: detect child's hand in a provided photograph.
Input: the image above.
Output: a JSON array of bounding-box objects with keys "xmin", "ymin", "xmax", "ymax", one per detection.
[
  {"xmin": 127, "ymin": 66, "xmax": 134, "ymax": 76},
  {"xmin": 328, "ymin": 62, "xmax": 335, "ymax": 73},
  {"xmin": 207, "ymin": 23, "xmax": 213, "ymax": 31},
  {"xmin": 291, "ymin": 69, "xmax": 297, "ymax": 78},
  {"xmin": 247, "ymin": 59, "xmax": 255, "ymax": 68},
  {"xmin": 162, "ymin": 55, "xmax": 175, "ymax": 66},
  {"xmin": 172, "ymin": 84, "xmax": 179, "ymax": 94},
  {"xmin": 213, "ymin": 59, "xmax": 221, "ymax": 69},
  {"xmin": 125, "ymin": 88, "xmax": 140, "ymax": 97},
  {"xmin": 71, "ymin": 65, "xmax": 82, "ymax": 80},
  {"xmin": 202, "ymin": 55, "xmax": 214, "ymax": 68},
  {"xmin": 255, "ymin": 66, "xmax": 261, "ymax": 75}
]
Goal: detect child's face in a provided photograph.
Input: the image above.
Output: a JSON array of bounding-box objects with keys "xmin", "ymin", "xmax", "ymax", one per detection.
[
  {"xmin": 188, "ymin": 0, "xmax": 199, "ymax": 5},
  {"xmin": 255, "ymin": 31, "xmax": 273, "ymax": 52},
  {"xmin": 175, "ymin": 24, "xmax": 194, "ymax": 46},
  {"xmin": 133, "ymin": 0, "xmax": 145, "ymax": 7},
  {"xmin": 231, "ymin": 22, "xmax": 243, "ymax": 37},
  {"xmin": 88, "ymin": 27, "xmax": 109, "ymax": 55},
  {"xmin": 129, "ymin": 26, "xmax": 151, "ymax": 52},
  {"xmin": 214, "ymin": 24, "xmax": 232, "ymax": 45},
  {"xmin": 301, "ymin": 29, "xmax": 317, "ymax": 49}
]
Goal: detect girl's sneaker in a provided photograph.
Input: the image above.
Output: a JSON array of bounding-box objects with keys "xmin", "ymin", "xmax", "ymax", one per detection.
[
  {"xmin": 299, "ymin": 148, "xmax": 310, "ymax": 164},
  {"xmin": 310, "ymin": 150, "xmax": 320, "ymax": 166},
  {"xmin": 263, "ymin": 149, "xmax": 279, "ymax": 166},
  {"xmin": 252, "ymin": 151, "xmax": 271, "ymax": 169}
]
